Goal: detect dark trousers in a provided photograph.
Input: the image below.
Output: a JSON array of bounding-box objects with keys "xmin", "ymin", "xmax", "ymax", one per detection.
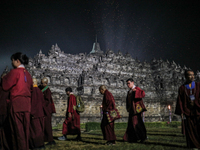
[
  {"xmin": 123, "ymin": 113, "xmax": 147, "ymax": 142},
  {"xmin": 44, "ymin": 114, "xmax": 54, "ymax": 142},
  {"xmin": 10, "ymin": 111, "xmax": 30, "ymax": 150},
  {"xmin": 0, "ymin": 115, "xmax": 9, "ymax": 150},
  {"xmin": 185, "ymin": 116, "xmax": 200, "ymax": 148},
  {"xmin": 101, "ymin": 114, "xmax": 116, "ymax": 142},
  {"xmin": 29, "ymin": 117, "xmax": 44, "ymax": 148},
  {"xmin": 62, "ymin": 115, "xmax": 81, "ymax": 136}
]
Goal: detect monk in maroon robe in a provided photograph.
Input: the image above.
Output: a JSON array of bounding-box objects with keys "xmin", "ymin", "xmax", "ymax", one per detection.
[
  {"xmin": 58, "ymin": 87, "xmax": 81, "ymax": 141},
  {"xmin": 99, "ymin": 85, "xmax": 116, "ymax": 145},
  {"xmin": 40, "ymin": 77, "xmax": 56, "ymax": 145},
  {"xmin": 2, "ymin": 52, "xmax": 33, "ymax": 150},
  {"xmin": 29, "ymin": 78, "xmax": 45, "ymax": 149},
  {"xmin": 123, "ymin": 78, "xmax": 147, "ymax": 143},
  {"xmin": 175, "ymin": 70, "xmax": 200, "ymax": 149},
  {"xmin": 0, "ymin": 76, "xmax": 9, "ymax": 150}
]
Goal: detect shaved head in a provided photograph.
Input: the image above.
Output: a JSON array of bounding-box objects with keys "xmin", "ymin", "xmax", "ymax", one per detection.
[
  {"xmin": 99, "ymin": 85, "xmax": 107, "ymax": 95},
  {"xmin": 41, "ymin": 77, "xmax": 48, "ymax": 87},
  {"xmin": 33, "ymin": 78, "xmax": 37, "ymax": 85},
  {"xmin": 99, "ymin": 85, "xmax": 106, "ymax": 90},
  {"xmin": 42, "ymin": 77, "xmax": 48, "ymax": 84}
]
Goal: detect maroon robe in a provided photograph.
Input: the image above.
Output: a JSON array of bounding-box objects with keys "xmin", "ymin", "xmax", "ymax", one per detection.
[
  {"xmin": 175, "ymin": 82, "xmax": 200, "ymax": 148},
  {"xmin": 0, "ymin": 86, "xmax": 9, "ymax": 150},
  {"xmin": 62, "ymin": 94, "xmax": 80, "ymax": 136},
  {"xmin": 2, "ymin": 68, "xmax": 33, "ymax": 150},
  {"xmin": 123, "ymin": 86, "xmax": 147, "ymax": 142},
  {"xmin": 101, "ymin": 90, "xmax": 116, "ymax": 142},
  {"xmin": 41, "ymin": 87, "xmax": 56, "ymax": 142},
  {"xmin": 29, "ymin": 86, "xmax": 45, "ymax": 149}
]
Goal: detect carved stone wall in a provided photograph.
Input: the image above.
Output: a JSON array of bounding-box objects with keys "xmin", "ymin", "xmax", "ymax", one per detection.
[{"xmin": 27, "ymin": 43, "xmax": 191, "ymax": 126}]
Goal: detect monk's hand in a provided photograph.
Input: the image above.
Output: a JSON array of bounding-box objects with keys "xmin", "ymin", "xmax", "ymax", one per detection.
[
  {"xmin": 68, "ymin": 113, "xmax": 72, "ymax": 118},
  {"xmin": 132, "ymin": 88, "xmax": 136, "ymax": 91}
]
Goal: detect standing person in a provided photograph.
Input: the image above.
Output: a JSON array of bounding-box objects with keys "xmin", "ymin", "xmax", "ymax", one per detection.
[
  {"xmin": 175, "ymin": 70, "xmax": 200, "ymax": 149},
  {"xmin": 99, "ymin": 85, "xmax": 116, "ymax": 145},
  {"xmin": 0, "ymin": 73, "xmax": 10, "ymax": 150},
  {"xmin": 123, "ymin": 78, "xmax": 147, "ymax": 143},
  {"xmin": 2, "ymin": 52, "xmax": 33, "ymax": 150},
  {"xmin": 40, "ymin": 77, "xmax": 56, "ymax": 145},
  {"xmin": 58, "ymin": 87, "xmax": 81, "ymax": 141},
  {"xmin": 29, "ymin": 78, "xmax": 45, "ymax": 149}
]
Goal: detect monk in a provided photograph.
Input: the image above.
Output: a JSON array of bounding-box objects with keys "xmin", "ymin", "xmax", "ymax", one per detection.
[
  {"xmin": 2, "ymin": 52, "xmax": 33, "ymax": 150},
  {"xmin": 29, "ymin": 78, "xmax": 45, "ymax": 149},
  {"xmin": 0, "ymin": 73, "xmax": 9, "ymax": 150},
  {"xmin": 58, "ymin": 87, "xmax": 81, "ymax": 141},
  {"xmin": 123, "ymin": 78, "xmax": 147, "ymax": 143},
  {"xmin": 99, "ymin": 85, "xmax": 116, "ymax": 145},
  {"xmin": 175, "ymin": 70, "xmax": 200, "ymax": 149},
  {"xmin": 40, "ymin": 77, "xmax": 56, "ymax": 145}
]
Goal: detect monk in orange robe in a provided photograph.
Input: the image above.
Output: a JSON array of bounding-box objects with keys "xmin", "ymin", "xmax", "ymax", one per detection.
[
  {"xmin": 58, "ymin": 87, "xmax": 81, "ymax": 141},
  {"xmin": 99, "ymin": 85, "xmax": 116, "ymax": 145},
  {"xmin": 123, "ymin": 78, "xmax": 147, "ymax": 143},
  {"xmin": 175, "ymin": 70, "xmax": 200, "ymax": 149}
]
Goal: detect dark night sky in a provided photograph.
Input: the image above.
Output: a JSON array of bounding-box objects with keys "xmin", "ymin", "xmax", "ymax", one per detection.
[{"xmin": 0, "ymin": 0, "xmax": 200, "ymax": 74}]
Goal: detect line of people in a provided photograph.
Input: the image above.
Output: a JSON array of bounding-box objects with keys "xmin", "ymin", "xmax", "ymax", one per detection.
[
  {"xmin": 57, "ymin": 69, "xmax": 200, "ymax": 150},
  {"xmin": 0, "ymin": 52, "xmax": 56, "ymax": 150},
  {"xmin": 97, "ymin": 69, "xmax": 200, "ymax": 149},
  {"xmin": 0, "ymin": 52, "xmax": 148, "ymax": 149},
  {"xmin": 56, "ymin": 79, "xmax": 147, "ymax": 146},
  {"xmin": 0, "ymin": 52, "xmax": 199, "ymax": 150},
  {"xmin": 98, "ymin": 80, "xmax": 147, "ymax": 145}
]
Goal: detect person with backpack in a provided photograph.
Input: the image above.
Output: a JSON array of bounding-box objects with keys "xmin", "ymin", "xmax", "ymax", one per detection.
[{"xmin": 58, "ymin": 87, "xmax": 81, "ymax": 141}]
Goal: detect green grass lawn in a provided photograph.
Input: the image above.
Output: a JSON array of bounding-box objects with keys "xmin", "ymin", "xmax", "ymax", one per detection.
[{"xmin": 44, "ymin": 127, "xmax": 190, "ymax": 150}]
